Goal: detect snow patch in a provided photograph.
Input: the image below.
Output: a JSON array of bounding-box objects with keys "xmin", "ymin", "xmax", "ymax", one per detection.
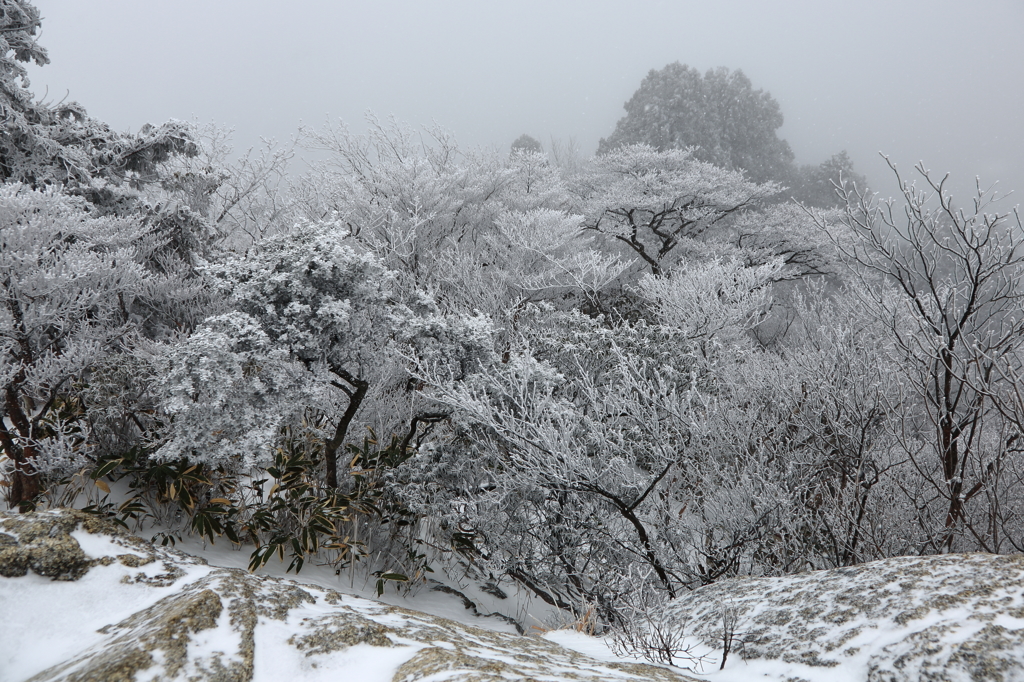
[{"xmin": 70, "ymin": 528, "xmax": 147, "ymax": 560}]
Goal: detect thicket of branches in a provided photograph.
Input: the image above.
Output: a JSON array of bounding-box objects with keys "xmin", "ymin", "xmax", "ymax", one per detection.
[{"xmin": 4, "ymin": 0, "xmax": 1024, "ymax": 657}]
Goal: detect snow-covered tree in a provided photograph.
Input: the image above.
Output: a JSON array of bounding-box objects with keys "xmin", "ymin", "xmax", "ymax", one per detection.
[
  {"xmin": 598, "ymin": 64, "xmax": 794, "ymax": 183},
  {"xmin": 296, "ymin": 118, "xmax": 585, "ymax": 289},
  {"xmin": 819, "ymin": 160, "xmax": 1024, "ymax": 552},
  {"xmin": 771, "ymin": 284, "xmax": 908, "ymax": 566},
  {"xmin": 579, "ymin": 144, "xmax": 781, "ymax": 276},
  {"xmin": 154, "ymin": 123, "xmax": 295, "ymax": 249},
  {"xmin": 430, "ymin": 207, "xmax": 632, "ymax": 321},
  {"xmin": 728, "ymin": 203, "xmax": 840, "ymax": 279},
  {"xmin": 296, "ymin": 118, "xmax": 505, "ymax": 284},
  {"xmin": 152, "ymin": 312, "xmax": 310, "ymax": 468},
  {"xmin": 399, "ymin": 250, "xmax": 791, "ymax": 613},
  {"xmin": 0, "ymin": 184, "xmax": 199, "ymax": 507},
  {"xmin": 637, "ymin": 257, "xmax": 783, "ymax": 349},
  {"xmin": 401, "ymin": 313, "xmax": 693, "ymax": 612},
  {"xmin": 1, "ymin": 0, "xmax": 196, "ymax": 194},
  {"xmin": 197, "ymin": 220, "xmax": 400, "ymax": 487}
]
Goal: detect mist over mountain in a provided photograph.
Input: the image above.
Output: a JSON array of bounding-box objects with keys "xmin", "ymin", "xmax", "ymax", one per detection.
[{"xmin": 26, "ymin": 0, "xmax": 1024, "ymax": 200}]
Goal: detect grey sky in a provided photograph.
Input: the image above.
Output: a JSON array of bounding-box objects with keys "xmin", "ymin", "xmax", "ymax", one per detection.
[{"xmin": 26, "ymin": 0, "xmax": 1024, "ymax": 203}]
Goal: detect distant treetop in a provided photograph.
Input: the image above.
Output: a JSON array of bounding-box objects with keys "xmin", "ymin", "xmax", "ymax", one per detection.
[
  {"xmin": 511, "ymin": 134, "xmax": 543, "ymax": 154},
  {"xmin": 598, "ymin": 63, "xmax": 794, "ymax": 184}
]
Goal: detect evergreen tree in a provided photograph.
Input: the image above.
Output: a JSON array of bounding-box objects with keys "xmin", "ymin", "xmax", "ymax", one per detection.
[{"xmin": 598, "ymin": 63, "xmax": 794, "ymax": 183}]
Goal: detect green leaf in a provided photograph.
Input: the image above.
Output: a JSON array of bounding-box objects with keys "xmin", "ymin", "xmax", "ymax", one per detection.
[{"xmin": 93, "ymin": 458, "xmax": 123, "ymax": 479}]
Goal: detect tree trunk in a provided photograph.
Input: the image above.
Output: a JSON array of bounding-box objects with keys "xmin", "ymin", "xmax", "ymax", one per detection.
[
  {"xmin": 324, "ymin": 367, "xmax": 369, "ymax": 488},
  {"xmin": 4, "ymin": 382, "xmax": 39, "ymax": 510},
  {"xmin": 8, "ymin": 449, "xmax": 40, "ymax": 510}
]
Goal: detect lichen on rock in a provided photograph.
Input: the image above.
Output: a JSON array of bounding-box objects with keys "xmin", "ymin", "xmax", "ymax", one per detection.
[
  {"xmin": 392, "ymin": 647, "xmax": 512, "ymax": 682},
  {"xmin": 1, "ymin": 510, "xmax": 100, "ymax": 580},
  {"xmin": 289, "ymin": 610, "xmax": 398, "ymax": 654}
]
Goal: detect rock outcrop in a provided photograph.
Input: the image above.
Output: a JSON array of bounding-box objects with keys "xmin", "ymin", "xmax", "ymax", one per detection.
[{"xmin": 667, "ymin": 553, "xmax": 1024, "ymax": 681}]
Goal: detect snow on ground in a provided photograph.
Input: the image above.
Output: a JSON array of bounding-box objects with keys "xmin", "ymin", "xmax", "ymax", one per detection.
[
  {"xmin": 2, "ymin": 513, "xmax": 210, "ymax": 681},
  {"xmin": 1, "ymin": 510, "xmax": 694, "ymax": 682},
  {"xmin": 160, "ymin": 524, "xmax": 571, "ymax": 636},
  {"xmin": 5, "ymin": 510, "xmax": 1024, "ymax": 682}
]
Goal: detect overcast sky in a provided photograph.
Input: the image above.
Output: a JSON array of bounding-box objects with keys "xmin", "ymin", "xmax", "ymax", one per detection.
[{"xmin": 25, "ymin": 0, "xmax": 1024, "ymax": 203}]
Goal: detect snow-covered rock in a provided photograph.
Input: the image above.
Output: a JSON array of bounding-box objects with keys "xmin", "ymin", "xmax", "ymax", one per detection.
[
  {"xmin": 667, "ymin": 553, "xmax": 1024, "ymax": 681},
  {"xmin": 0, "ymin": 510, "xmax": 693, "ymax": 682},
  {"xmin": 4, "ymin": 509, "xmax": 1024, "ymax": 682}
]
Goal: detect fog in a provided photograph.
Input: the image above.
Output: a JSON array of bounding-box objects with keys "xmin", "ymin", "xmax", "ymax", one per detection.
[{"xmin": 27, "ymin": 0, "xmax": 1024, "ymax": 202}]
